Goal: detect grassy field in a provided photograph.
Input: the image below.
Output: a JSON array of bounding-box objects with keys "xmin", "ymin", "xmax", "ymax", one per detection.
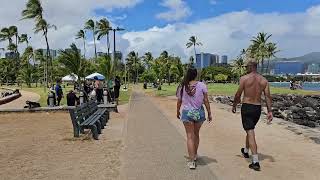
[
  {"xmin": 1, "ymin": 83, "xmax": 132, "ymax": 106},
  {"xmin": 145, "ymin": 83, "xmax": 319, "ymax": 97}
]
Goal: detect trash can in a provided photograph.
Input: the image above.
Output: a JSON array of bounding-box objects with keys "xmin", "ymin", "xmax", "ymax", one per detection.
[
  {"xmin": 103, "ymin": 90, "xmax": 109, "ymax": 104},
  {"xmin": 48, "ymin": 92, "xmax": 55, "ymax": 107},
  {"xmin": 79, "ymin": 91, "xmax": 84, "ymax": 105}
]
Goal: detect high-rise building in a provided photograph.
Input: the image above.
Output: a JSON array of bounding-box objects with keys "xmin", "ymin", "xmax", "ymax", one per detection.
[
  {"xmin": 5, "ymin": 52, "xmax": 20, "ymax": 59},
  {"xmin": 273, "ymin": 61, "xmax": 305, "ymax": 75},
  {"xmin": 221, "ymin": 55, "xmax": 228, "ymax": 64},
  {"xmin": 0, "ymin": 49, "xmax": 5, "ymax": 59},
  {"xmin": 97, "ymin": 52, "xmax": 107, "ymax": 57},
  {"xmin": 307, "ymin": 64, "xmax": 320, "ymax": 74},
  {"xmin": 111, "ymin": 51, "xmax": 123, "ymax": 62},
  {"xmin": 196, "ymin": 53, "xmax": 219, "ymax": 68},
  {"xmin": 37, "ymin": 49, "xmax": 58, "ymax": 59}
]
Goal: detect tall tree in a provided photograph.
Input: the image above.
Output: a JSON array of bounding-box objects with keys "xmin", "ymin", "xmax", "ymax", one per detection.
[
  {"xmin": 34, "ymin": 19, "xmax": 57, "ymax": 84},
  {"xmin": 142, "ymin": 52, "xmax": 153, "ymax": 70},
  {"xmin": 57, "ymin": 43, "xmax": 84, "ymax": 86},
  {"xmin": 9, "ymin": 26, "xmax": 18, "ymax": 53},
  {"xmin": 96, "ymin": 18, "xmax": 112, "ymax": 56},
  {"xmin": 266, "ymin": 42, "xmax": 279, "ymax": 74},
  {"xmin": 75, "ymin": 30, "xmax": 86, "ymax": 58},
  {"xmin": 0, "ymin": 27, "xmax": 16, "ymax": 51},
  {"xmin": 22, "ymin": 0, "xmax": 56, "ymax": 86},
  {"xmin": 186, "ymin": 36, "xmax": 202, "ymax": 64},
  {"xmin": 19, "ymin": 34, "xmax": 30, "ymax": 46},
  {"xmin": 249, "ymin": 32, "xmax": 274, "ymax": 74},
  {"xmin": 85, "ymin": 19, "xmax": 97, "ymax": 60}
]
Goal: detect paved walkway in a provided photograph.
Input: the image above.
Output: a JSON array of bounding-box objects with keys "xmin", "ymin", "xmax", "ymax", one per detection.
[
  {"xmin": 0, "ymin": 90, "xmax": 40, "ymax": 109},
  {"xmin": 120, "ymin": 91, "xmax": 216, "ymax": 180}
]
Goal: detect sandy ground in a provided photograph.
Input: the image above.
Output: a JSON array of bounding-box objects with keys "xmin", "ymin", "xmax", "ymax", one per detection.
[
  {"xmin": 150, "ymin": 95, "xmax": 320, "ymax": 180},
  {"xmin": 0, "ymin": 90, "xmax": 40, "ymax": 109},
  {"xmin": 0, "ymin": 104, "xmax": 127, "ymax": 180}
]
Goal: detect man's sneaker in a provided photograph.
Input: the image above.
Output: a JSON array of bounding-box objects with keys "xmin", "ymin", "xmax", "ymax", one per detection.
[
  {"xmin": 241, "ymin": 148, "xmax": 250, "ymax": 158},
  {"xmin": 187, "ymin": 161, "xmax": 196, "ymax": 170},
  {"xmin": 249, "ymin": 162, "xmax": 261, "ymax": 171}
]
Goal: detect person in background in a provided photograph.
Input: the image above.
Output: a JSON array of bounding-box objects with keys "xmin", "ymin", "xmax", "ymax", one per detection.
[
  {"xmin": 114, "ymin": 76, "xmax": 121, "ymax": 105},
  {"xmin": 67, "ymin": 90, "xmax": 79, "ymax": 106},
  {"xmin": 55, "ymin": 79, "xmax": 63, "ymax": 106},
  {"xmin": 94, "ymin": 76, "xmax": 104, "ymax": 103},
  {"xmin": 108, "ymin": 78, "xmax": 114, "ymax": 102}
]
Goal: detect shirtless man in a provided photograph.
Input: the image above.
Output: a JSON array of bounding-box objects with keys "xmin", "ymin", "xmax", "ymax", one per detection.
[{"xmin": 232, "ymin": 60, "xmax": 273, "ymax": 171}]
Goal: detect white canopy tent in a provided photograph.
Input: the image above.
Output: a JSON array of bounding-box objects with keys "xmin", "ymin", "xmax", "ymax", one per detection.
[
  {"xmin": 62, "ymin": 74, "xmax": 78, "ymax": 82},
  {"xmin": 85, "ymin": 73, "xmax": 105, "ymax": 80}
]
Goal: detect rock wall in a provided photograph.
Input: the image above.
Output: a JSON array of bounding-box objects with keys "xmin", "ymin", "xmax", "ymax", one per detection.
[{"xmin": 212, "ymin": 94, "xmax": 320, "ymax": 128}]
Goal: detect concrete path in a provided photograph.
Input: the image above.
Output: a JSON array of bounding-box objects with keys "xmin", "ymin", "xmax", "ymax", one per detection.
[
  {"xmin": 120, "ymin": 91, "xmax": 216, "ymax": 180},
  {"xmin": 0, "ymin": 90, "xmax": 40, "ymax": 109}
]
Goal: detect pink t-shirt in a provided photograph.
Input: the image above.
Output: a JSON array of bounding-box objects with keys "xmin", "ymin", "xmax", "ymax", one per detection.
[{"xmin": 176, "ymin": 82, "xmax": 208, "ymax": 110}]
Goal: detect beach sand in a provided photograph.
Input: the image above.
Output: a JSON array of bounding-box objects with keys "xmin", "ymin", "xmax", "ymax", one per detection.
[
  {"xmin": 150, "ymin": 95, "xmax": 320, "ymax": 180},
  {"xmin": 0, "ymin": 105, "xmax": 127, "ymax": 180}
]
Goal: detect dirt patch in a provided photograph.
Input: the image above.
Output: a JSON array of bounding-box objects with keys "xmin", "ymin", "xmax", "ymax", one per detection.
[{"xmin": 0, "ymin": 106, "xmax": 127, "ymax": 180}]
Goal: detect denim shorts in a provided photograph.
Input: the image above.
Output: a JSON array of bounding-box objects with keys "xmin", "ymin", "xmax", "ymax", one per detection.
[{"xmin": 181, "ymin": 106, "xmax": 206, "ymax": 123}]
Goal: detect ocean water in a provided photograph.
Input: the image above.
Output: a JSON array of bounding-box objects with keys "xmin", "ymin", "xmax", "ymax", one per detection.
[{"xmin": 270, "ymin": 82, "xmax": 320, "ymax": 91}]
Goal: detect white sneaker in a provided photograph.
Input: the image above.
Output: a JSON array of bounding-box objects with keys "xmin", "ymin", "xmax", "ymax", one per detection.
[{"xmin": 187, "ymin": 161, "xmax": 196, "ymax": 169}]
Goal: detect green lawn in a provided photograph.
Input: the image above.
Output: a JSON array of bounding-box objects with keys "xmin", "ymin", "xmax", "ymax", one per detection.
[
  {"xmin": 145, "ymin": 83, "xmax": 319, "ymax": 97},
  {"xmin": 1, "ymin": 83, "xmax": 132, "ymax": 106}
]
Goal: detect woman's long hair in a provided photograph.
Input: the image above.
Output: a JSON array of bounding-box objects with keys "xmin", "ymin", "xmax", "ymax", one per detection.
[{"xmin": 177, "ymin": 68, "xmax": 198, "ymax": 99}]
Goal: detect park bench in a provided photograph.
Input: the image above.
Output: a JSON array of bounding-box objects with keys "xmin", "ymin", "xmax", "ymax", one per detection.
[{"xmin": 69, "ymin": 100, "xmax": 110, "ymax": 140}]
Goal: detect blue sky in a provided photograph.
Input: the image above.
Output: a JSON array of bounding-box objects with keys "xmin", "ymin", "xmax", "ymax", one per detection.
[
  {"xmin": 96, "ymin": 0, "xmax": 320, "ymax": 31},
  {"xmin": 2, "ymin": 0, "xmax": 320, "ymax": 60}
]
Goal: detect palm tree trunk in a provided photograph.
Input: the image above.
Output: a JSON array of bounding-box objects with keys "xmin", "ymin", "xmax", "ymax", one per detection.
[
  {"xmin": 44, "ymin": 31, "xmax": 51, "ymax": 87},
  {"xmin": 107, "ymin": 33, "xmax": 110, "ymax": 56},
  {"xmin": 93, "ymin": 32, "xmax": 97, "ymax": 61},
  {"xmin": 260, "ymin": 59, "xmax": 264, "ymax": 74},
  {"xmin": 83, "ymin": 38, "xmax": 86, "ymax": 59},
  {"xmin": 266, "ymin": 59, "xmax": 270, "ymax": 75},
  {"xmin": 193, "ymin": 45, "xmax": 196, "ymax": 64}
]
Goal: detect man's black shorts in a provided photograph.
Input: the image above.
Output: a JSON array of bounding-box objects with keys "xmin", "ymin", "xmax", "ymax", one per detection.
[{"xmin": 241, "ymin": 103, "xmax": 262, "ymax": 131}]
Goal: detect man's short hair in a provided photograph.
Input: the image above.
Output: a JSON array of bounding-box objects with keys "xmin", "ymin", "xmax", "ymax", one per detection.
[{"xmin": 245, "ymin": 57, "xmax": 258, "ymax": 68}]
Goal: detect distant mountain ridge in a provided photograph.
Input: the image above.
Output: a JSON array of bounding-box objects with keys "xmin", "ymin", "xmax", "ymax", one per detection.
[{"xmin": 273, "ymin": 52, "xmax": 320, "ymax": 64}]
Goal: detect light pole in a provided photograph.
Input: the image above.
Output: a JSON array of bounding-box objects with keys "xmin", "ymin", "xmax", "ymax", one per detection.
[{"xmin": 111, "ymin": 27, "xmax": 125, "ymax": 76}]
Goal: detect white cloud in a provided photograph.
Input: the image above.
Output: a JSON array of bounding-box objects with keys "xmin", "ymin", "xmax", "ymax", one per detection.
[
  {"xmin": 123, "ymin": 5, "xmax": 320, "ymax": 62},
  {"xmin": 0, "ymin": 0, "xmax": 140, "ymax": 57},
  {"xmin": 156, "ymin": 0, "xmax": 192, "ymax": 21}
]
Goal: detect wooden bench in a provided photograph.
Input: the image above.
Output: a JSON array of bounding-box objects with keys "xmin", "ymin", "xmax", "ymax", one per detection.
[{"xmin": 69, "ymin": 100, "xmax": 109, "ymax": 140}]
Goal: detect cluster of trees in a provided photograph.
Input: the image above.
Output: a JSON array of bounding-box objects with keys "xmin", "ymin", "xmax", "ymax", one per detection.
[
  {"xmin": 232, "ymin": 32, "xmax": 279, "ymax": 79},
  {"xmin": 0, "ymin": 0, "xmax": 119, "ymax": 88}
]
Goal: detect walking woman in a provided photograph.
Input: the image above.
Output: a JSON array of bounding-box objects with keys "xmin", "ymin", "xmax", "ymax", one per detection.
[{"xmin": 176, "ymin": 68, "xmax": 213, "ymax": 169}]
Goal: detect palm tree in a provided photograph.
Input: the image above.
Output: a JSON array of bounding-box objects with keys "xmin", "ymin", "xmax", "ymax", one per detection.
[
  {"xmin": 142, "ymin": 52, "xmax": 153, "ymax": 70},
  {"xmin": 96, "ymin": 18, "xmax": 112, "ymax": 56},
  {"xmin": 34, "ymin": 19, "xmax": 57, "ymax": 84},
  {"xmin": 249, "ymin": 32, "xmax": 273, "ymax": 74},
  {"xmin": 0, "ymin": 27, "xmax": 15, "ymax": 50},
  {"xmin": 97, "ymin": 55, "xmax": 113, "ymax": 81},
  {"xmin": 266, "ymin": 42, "xmax": 279, "ymax": 74},
  {"xmin": 19, "ymin": 34, "xmax": 30, "ymax": 46},
  {"xmin": 186, "ymin": 36, "xmax": 202, "ymax": 64},
  {"xmin": 75, "ymin": 30, "xmax": 86, "ymax": 58},
  {"xmin": 22, "ymin": 0, "xmax": 56, "ymax": 86},
  {"xmin": 85, "ymin": 19, "xmax": 97, "ymax": 60},
  {"xmin": 231, "ymin": 56, "xmax": 245, "ymax": 82},
  {"xmin": 58, "ymin": 43, "xmax": 83, "ymax": 85},
  {"xmin": 9, "ymin": 26, "xmax": 18, "ymax": 53}
]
